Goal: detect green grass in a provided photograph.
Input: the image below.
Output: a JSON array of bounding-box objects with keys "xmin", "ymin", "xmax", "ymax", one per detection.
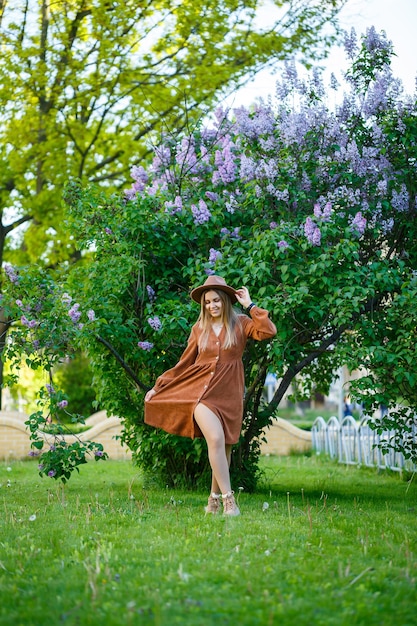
[
  {"xmin": 276, "ymin": 407, "xmax": 362, "ymax": 430},
  {"xmin": 1, "ymin": 455, "xmax": 416, "ymax": 626}
]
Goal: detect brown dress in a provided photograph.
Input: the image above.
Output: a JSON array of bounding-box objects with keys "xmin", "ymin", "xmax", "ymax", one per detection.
[{"xmin": 144, "ymin": 306, "xmax": 277, "ymax": 444}]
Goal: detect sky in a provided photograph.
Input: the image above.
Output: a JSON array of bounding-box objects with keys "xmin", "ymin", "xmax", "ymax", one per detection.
[{"xmin": 224, "ymin": 0, "xmax": 417, "ymax": 107}]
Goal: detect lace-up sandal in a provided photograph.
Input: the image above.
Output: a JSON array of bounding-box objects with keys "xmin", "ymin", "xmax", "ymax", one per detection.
[
  {"xmin": 222, "ymin": 491, "xmax": 240, "ymax": 516},
  {"xmin": 205, "ymin": 493, "xmax": 221, "ymax": 514}
]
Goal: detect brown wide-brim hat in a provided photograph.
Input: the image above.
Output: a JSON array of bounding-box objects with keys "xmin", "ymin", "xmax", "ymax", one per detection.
[{"xmin": 190, "ymin": 275, "xmax": 237, "ymax": 304}]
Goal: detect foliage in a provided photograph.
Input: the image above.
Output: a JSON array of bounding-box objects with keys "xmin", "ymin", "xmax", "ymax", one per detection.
[
  {"xmin": 2, "ymin": 27, "xmax": 417, "ymax": 485},
  {"xmin": 0, "ymin": 0, "xmax": 344, "ymax": 267},
  {"xmin": 0, "ymin": 457, "xmax": 416, "ymax": 626},
  {"xmin": 53, "ymin": 351, "xmax": 98, "ymax": 420}
]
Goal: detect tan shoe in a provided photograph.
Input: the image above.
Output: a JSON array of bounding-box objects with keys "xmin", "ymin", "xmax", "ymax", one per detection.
[
  {"xmin": 222, "ymin": 491, "xmax": 240, "ymax": 516},
  {"xmin": 205, "ymin": 494, "xmax": 221, "ymax": 514}
]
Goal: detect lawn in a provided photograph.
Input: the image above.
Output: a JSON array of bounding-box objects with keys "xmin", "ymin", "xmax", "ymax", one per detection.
[{"xmin": 0, "ymin": 455, "xmax": 416, "ymax": 626}]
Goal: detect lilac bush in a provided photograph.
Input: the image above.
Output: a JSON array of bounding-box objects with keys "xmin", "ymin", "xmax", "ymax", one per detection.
[{"xmin": 3, "ymin": 27, "xmax": 417, "ymax": 484}]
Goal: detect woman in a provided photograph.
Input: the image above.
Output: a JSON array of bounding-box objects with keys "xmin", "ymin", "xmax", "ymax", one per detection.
[{"xmin": 144, "ymin": 275, "xmax": 277, "ymax": 516}]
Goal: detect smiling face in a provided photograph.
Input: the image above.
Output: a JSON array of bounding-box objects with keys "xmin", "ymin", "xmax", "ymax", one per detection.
[{"xmin": 204, "ymin": 289, "xmax": 224, "ymax": 321}]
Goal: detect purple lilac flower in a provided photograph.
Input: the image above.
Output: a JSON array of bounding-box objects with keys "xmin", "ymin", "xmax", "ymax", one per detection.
[
  {"xmin": 4, "ymin": 264, "xmax": 18, "ymax": 284},
  {"xmin": 150, "ymin": 144, "xmax": 171, "ymax": 174},
  {"xmin": 21, "ymin": 315, "xmax": 29, "ymax": 326},
  {"xmin": 146, "ymin": 285, "xmax": 156, "ymax": 302},
  {"xmin": 391, "ymin": 184, "xmax": 409, "ymax": 212},
  {"xmin": 131, "ymin": 165, "xmax": 148, "ymax": 186},
  {"xmin": 212, "ymin": 136, "xmax": 236, "ymax": 185},
  {"xmin": 87, "ymin": 309, "xmax": 96, "ymax": 321},
  {"xmin": 57, "ymin": 400, "xmax": 68, "ymax": 409},
  {"xmin": 204, "ymin": 268, "xmax": 215, "ymax": 276},
  {"xmin": 191, "ymin": 200, "xmax": 211, "ymax": 225},
  {"xmin": 104, "ymin": 227, "xmax": 113, "ymax": 235},
  {"xmin": 138, "ymin": 341, "xmax": 154, "ymax": 351},
  {"xmin": 46, "ymin": 384, "xmax": 55, "ymax": 394},
  {"xmin": 304, "ymin": 217, "xmax": 321, "ymax": 246},
  {"xmin": 28, "ymin": 450, "xmax": 39, "ymax": 457},
  {"xmin": 277, "ymin": 240, "xmax": 289, "ymax": 250},
  {"xmin": 176, "ymin": 136, "xmax": 198, "ymax": 172},
  {"xmin": 364, "ymin": 26, "xmax": 392, "ymax": 55},
  {"xmin": 269, "ymin": 222, "xmax": 278, "ymax": 230},
  {"xmin": 33, "ymin": 340, "xmax": 40, "ymax": 350},
  {"xmin": 343, "ymin": 27, "xmax": 357, "ymax": 59},
  {"xmin": 205, "ymin": 191, "xmax": 219, "ymax": 202},
  {"xmin": 329, "ymin": 73, "xmax": 339, "ymax": 91},
  {"xmin": 147, "ymin": 316, "xmax": 162, "ymax": 331},
  {"xmin": 38, "ymin": 464, "xmax": 44, "ymax": 471},
  {"xmin": 15, "ymin": 299, "xmax": 23, "ymax": 307},
  {"xmin": 208, "ymin": 248, "xmax": 222, "ymax": 264},
  {"xmin": 165, "ymin": 195, "xmax": 183, "ymax": 215},
  {"xmin": 94, "ymin": 450, "xmax": 104, "ymax": 457},
  {"xmin": 62, "ymin": 293, "xmax": 72, "ymax": 306},
  {"xmin": 239, "ymin": 154, "xmax": 257, "ymax": 181},
  {"xmin": 68, "ymin": 304, "xmax": 81, "ymax": 323},
  {"xmin": 28, "ymin": 320, "xmax": 37, "ymax": 328},
  {"xmin": 47, "ymin": 470, "xmax": 56, "ymax": 478},
  {"xmin": 50, "ymin": 445, "xmax": 56, "ymax": 451},
  {"xmin": 313, "ymin": 202, "xmax": 332, "ymax": 221},
  {"xmin": 351, "ymin": 212, "xmax": 367, "ymax": 236}
]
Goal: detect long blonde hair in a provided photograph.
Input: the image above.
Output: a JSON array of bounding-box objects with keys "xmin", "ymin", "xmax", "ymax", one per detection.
[{"xmin": 198, "ymin": 289, "xmax": 240, "ymax": 351}]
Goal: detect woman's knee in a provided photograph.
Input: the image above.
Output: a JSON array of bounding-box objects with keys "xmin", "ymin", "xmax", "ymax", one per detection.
[{"xmin": 194, "ymin": 404, "xmax": 224, "ymax": 447}]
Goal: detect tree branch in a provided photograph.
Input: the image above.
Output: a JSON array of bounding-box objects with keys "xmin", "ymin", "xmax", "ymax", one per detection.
[{"xmin": 95, "ymin": 334, "xmax": 149, "ymax": 392}]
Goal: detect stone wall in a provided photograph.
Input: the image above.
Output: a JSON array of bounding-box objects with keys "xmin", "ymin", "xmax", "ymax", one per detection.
[
  {"xmin": 0, "ymin": 410, "xmax": 131, "ymax": 461},
  {"xmin": 260, "ymin": 417, "xmax": 312, "ymax": 456},
  {"xmin": 0, "ymin": 410, "xmax": 311, "ymax": 461}
]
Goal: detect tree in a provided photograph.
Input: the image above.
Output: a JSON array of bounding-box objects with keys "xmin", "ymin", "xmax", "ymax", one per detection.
[
  {"xmin": 0, "ymin": 0, "xmax": 345, "ymax": 407},
  {"xmin": 0, "ymin": 0, "xmax": 345, "ymax": 266},
  {"xmin": 3, "ymin": 27, "xmax": 417, "ymax": 486}
]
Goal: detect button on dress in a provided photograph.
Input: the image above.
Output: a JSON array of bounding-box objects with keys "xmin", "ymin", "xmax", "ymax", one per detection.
[{"xmin": 144, "ymin": 307, "xmax": 277, "ymax": 444}]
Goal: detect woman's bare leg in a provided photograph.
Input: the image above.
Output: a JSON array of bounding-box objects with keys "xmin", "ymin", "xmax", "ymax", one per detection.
[
  {"xmin": 211, "ymin": 444, "xmax": 232, "ymax": 494},
  {"xmin": 194, "ymin": 403, "xmax": 231, "ymax": 495}
]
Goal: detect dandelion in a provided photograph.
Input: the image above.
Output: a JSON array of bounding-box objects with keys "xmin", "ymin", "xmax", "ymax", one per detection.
[
  {"xmin": 138, "ymin": 341, "xmax": 154, "ymax": 351},
  {"xmin": 262, "ymin": 502, "xmax": 269, "ymax": 511}
]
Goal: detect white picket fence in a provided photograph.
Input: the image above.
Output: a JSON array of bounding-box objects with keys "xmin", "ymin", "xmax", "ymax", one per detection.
[{"xmin": 311, "ymin": 415, "xmax": 416, "ymax": 472}]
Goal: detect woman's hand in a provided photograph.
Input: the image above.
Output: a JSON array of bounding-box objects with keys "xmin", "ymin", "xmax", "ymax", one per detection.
[
  {"xmin": 145, "ymin": 388, "xmax": 156, "ymax": 402},
  {"xmin": 235, "ymin": 287, "xmax": 252, "ymax": 309}
]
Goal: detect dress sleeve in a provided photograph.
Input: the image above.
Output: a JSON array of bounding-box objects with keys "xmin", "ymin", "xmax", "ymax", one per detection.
[
  {"xmin": 240, "ymin": 306, "xmax": 277, "ymax": 341},
  {"xmin": 153, "ymin": 324, "xmax": 199, "ymax": 392}
]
